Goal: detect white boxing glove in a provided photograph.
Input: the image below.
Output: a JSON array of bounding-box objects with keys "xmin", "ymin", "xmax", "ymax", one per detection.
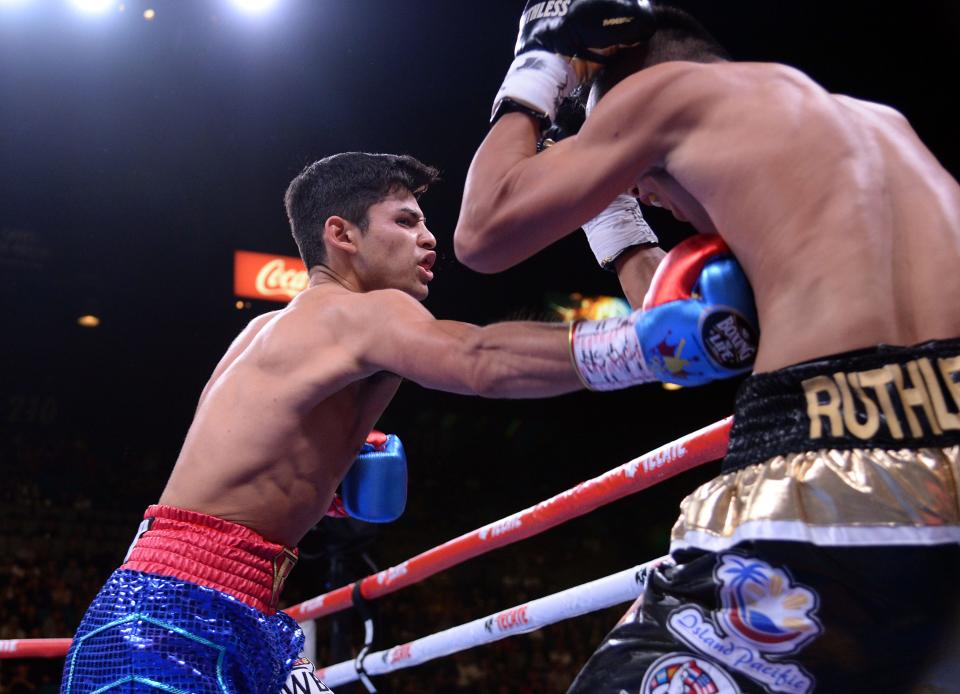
[{"xmin": 492, "ymin": 50, "xmax": 577, "ymax": 123}]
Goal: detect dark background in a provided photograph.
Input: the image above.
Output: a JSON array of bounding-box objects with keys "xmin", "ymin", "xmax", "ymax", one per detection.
[{"xmin": 1, "ymin": 1, "xmax": 958, "ymax": 691}]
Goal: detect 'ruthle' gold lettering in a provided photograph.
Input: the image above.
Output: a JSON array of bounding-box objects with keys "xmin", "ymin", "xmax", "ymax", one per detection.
[
  {"xmin": 803, "ymin": 356, "xmax": 960, "ymax": 441},
  {"xmin": 835, "ymin": 372, "xmax": 881, "ymax": 440},
  {"xmin": 803, "ymin": 375, "xmax": 842, "ymax": 439}
]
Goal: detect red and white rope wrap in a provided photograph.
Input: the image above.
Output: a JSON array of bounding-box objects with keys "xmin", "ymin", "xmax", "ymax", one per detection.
[
  {"xmin": 318, "ymin": 556, "xmax": 670, "ymax": 687},
  {"xmin": 0, "ymin": 417, "xmax": 731, "ymax": 659}
]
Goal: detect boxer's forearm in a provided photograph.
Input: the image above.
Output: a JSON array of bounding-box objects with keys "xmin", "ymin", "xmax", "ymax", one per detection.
[
  {"xmin": 467, "ymin": 321, "xmax": 583, "ymax": 398},
  {"xmin": 614, "ymin": 245, "xmax": 666, "ymax": 308},
  {"xmin": 454, "ymin": 113, "xmax": 542, "ymax": 272}
]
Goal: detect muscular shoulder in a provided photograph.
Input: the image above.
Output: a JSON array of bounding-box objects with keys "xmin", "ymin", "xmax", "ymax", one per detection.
[
  {"xmin": 579, "ymin": 62, "xmax": 751, "ymax": 171},
  {"xmin": 610, "ymin": 61, "xmax": 827, "ymax": 107},
  {"xmin": 193, "ymin": 309, "xmax": 282, "ymax": 406},
  {"xmin": 603, "ymin": 61, "xmax": 729, "ymax": 111},
  {"xmin": 832, "ymin": 93, "xmax": 909, "ymax": 124},
  {"xmin": 586, "ymin": 62, "xmax": 766, "ymax": 141},
  {"xmin": 355, "ymin": 288, "xmax": 433, "ymax": 318},
  {"xmin": 244, "ymin": 309, "xmax": 282, "ymax": 336},
  {"xmin": 616, "ymin": 61, "xmax": 778, "ymax": 100},
  {"xmin": 260, "ymin": 288, "xmax": 433, "ymax": 367}
]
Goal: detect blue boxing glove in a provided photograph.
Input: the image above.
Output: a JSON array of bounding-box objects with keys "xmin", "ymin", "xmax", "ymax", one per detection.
[
  {"xmin": 339, "ymin": 431, "xmax": 407, "ymax": 524},
  {"xmin": 569, "ymin": 234, "xmax": 758, "ymax": 388},
  {"xmin": 637, "ymin": 234, "xmax": 758, "ymax": 385}
]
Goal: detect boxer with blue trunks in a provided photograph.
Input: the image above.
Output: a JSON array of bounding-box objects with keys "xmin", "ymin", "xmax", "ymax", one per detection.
[
  {"xmin": 62, "ymin": 153, "xmax": 666, "ymax": 692},
  {"xmin": 62, "ymin": 505, "xmax": 309, "ymax": 693}
]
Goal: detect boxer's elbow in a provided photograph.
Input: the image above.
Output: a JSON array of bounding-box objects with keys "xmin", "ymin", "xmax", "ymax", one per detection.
[
  {"xmin": 454, "ymin": 239, "xmax": 495, "ymax": 275},
  {"xmin": 452, "ymin": 222, "xmax": 478, "ymax": 266},
  {"xmin": 454, "ymin": 218, "xmax": 523, "ymax": 274},
  {"xmin": 455, "ymin": 187, "xmax": 525, "ymax": 273},
  {"xmin": 454, "ymin": 217, "xmax": 497, "ymax": 273}
]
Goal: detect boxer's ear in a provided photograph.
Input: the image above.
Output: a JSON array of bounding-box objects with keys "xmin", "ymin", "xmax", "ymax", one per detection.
[{"xmin": 323, "ymin": 216, "xmax": 358, "ymax": 256}]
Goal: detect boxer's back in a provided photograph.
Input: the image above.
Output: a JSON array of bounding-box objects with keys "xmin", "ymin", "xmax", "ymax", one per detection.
[
  {"xmin": 159, "ymin": 286, "xmax": 400, "ymax": 546},
  {"xmin": 636, "ymin": 61, "xmax": 960, "ymax": 372}
]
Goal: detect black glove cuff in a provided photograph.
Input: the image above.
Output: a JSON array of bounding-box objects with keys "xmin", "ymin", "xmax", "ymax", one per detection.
[{"xmin": 491, "ymin": 98, "xmax": 551, "ymax": 128}]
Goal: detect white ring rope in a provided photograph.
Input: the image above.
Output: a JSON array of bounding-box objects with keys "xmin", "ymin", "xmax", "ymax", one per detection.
[{"xmin": 318, "ymin": 556, "xmax": 669, "ymax": 688}]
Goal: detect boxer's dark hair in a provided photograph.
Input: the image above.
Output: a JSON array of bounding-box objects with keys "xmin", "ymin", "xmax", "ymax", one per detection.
[
  {"xmin": 589, "ymin": 5, "xmax": 729, "ymax": 105},
  {"xmin": 285, "ymin": 152, "xmax": 440, "ymax": 269}
]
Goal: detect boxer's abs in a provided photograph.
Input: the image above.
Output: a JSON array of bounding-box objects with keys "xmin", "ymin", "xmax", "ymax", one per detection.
[{"xmin": 161, "ymin": 370, "xmax": 400, "ymax": 546}]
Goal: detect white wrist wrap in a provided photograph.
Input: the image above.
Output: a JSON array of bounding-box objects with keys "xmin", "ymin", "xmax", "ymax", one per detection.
[
  {"xmin": 569, "ymin": 314, "xmax": 656, "ymax": 391},
  {"xmin": 582, "ymin": 194, "xmax": 658, "ymax": 269},
  {"xmin": 492, "ymin": 51, "xmax": 577, "ymax": 122}
]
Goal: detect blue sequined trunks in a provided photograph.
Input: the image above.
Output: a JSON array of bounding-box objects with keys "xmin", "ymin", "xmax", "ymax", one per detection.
[
  {"xmin": 61, "ymin": 569, "xmax": 303, "ymax": 693},
  {"xmin": 61, "ymin": 505, "xmax": 304, "ymax": 693}
]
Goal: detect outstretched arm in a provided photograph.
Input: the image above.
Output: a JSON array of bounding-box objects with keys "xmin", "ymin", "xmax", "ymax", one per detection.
[
  {"xmin": 358, "ymin": 290, "xmax": 581, "ymax": 399},
  {"xmin": 366, "ymin": 233, "xmax": 760, "ymax": 395}
]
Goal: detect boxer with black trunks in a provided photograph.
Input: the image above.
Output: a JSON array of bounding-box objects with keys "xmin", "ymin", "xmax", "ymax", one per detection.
[
  {"xmin": 454, "ymin": 1, "xmax": 960, "ymax": 691},
  {"xmin": 61, "ymin": 151, "xmax": 731, "ymax": 693}
]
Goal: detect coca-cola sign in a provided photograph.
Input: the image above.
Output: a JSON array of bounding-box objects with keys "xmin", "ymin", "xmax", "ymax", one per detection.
[{"xmin": 234, "ymin": 250, "xmax": 308, "ymax": 303}]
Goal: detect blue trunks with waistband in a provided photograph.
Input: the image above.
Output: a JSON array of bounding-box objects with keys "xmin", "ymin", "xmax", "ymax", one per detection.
[{"xmin": 60, "ymin": 505, "xmax": 306, "ymax": 694}]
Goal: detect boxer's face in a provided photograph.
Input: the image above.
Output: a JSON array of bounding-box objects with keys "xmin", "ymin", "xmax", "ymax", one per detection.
[{"xmin": 355, "ymin": 189, "xmax": 436, "ymax": 301}]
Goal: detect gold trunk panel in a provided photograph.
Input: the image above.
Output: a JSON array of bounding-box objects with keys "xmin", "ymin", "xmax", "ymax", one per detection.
[{"xmin": 673, "ymin": 446, "xmax": 960, "ymax": 542}]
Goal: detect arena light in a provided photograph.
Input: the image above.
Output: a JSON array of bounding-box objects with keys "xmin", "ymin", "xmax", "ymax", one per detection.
[
  {"xmin": 549, "ymin": 293, "xmax": 631, "ymax": 322},
  {"xmin": 70, "ymin": 0, "xmax": 116, "ymax": 13},
  {"xmin": 229, "ymin": 0, "xmax": 279, "ymax": 14},
  {"xmin": 77, "ymin": 314, "xmax": 101, "ymax": 328}
]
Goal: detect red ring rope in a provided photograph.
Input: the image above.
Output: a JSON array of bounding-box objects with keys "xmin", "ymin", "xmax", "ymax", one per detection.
[{"xmin": 288, "ymin": 417, "xmax": 730, "ymax": 620}]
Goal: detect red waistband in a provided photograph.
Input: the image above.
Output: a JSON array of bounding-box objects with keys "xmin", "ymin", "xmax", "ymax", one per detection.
[{"xmin": 121, "ymin": 504, "xmax": 298, "ymax": 614}]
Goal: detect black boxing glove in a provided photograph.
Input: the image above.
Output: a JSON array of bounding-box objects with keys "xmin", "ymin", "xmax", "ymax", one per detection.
[
  {"xmin": 537, "ymin": 95, "xmax": 587, "ymax": 150},
  {"xmin": 492, "ymin": 0, "xmax": 656, "ymax": 123},
  {"xmin": 516, "ymin": 0, "xmax": 656, "ymax": 62}
]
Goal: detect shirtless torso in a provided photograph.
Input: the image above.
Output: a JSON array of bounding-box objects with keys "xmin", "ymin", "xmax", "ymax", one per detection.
[
  {"xmin": 66, "ymin": 157, "xmax": 604, "ymax": 693},
  {"xmin": 453, "ymin": 8, "xmax": 960, "ymax": 690},
  {"xmin": 160, "ymin": 188, "xmax": 584, "ymax": 546},
  {"xmin": 453, "ymin": 23, "xmax": 960, "ymax": 690},
  {"xmin": 629, "ymin": 61, "xmax": 960, "ymax": 371},
  {"xmin": 160, "ymin": 291, "xmax": 400, "ymax": 546},
  {"xmin": 455, "ymin": 61, "xmax": 960, "ymax": 371}
]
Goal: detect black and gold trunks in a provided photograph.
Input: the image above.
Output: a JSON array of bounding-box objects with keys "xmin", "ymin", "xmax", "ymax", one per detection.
[
  {"xmin": 674, "ymin": 337, "xmax": 960, "ymax": 552},
  {"xmin": 569, "ymin": 338, "xmax": 960, "ymax": 694}
]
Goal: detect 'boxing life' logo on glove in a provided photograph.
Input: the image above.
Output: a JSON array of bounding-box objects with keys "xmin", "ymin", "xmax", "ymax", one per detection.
[{"xmin": 701, "ymin": 309, "xmax": 758, "ymax": 371}]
